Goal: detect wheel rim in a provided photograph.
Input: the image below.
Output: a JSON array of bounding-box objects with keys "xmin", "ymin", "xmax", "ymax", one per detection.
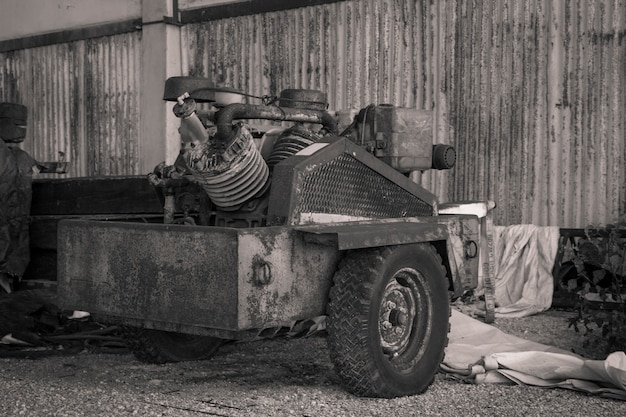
[{"xmin": 378, "ymin": 267, "xmax": 432, "ymax": 369}]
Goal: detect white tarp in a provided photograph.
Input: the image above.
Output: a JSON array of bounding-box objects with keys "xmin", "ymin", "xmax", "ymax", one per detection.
[
  {"xmin": 443, "ymin": 309, "xmax": 626, "ymax": 400},
  {"xmin": 489, "ymin": 224, "xmax": 561, "ymax": 318}
]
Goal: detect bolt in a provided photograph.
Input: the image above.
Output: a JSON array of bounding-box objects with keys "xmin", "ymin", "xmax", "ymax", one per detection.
[
  {"xmin": 382, "ymin": 321, "xmax": 393, "ymax": 330},
  {"xmin": 386, "ymin": 301, "xmax": 397, "ymax": 310},
  {"xmin": 394, "ymin": 327, "xmax": 404, "ymax": 335}
]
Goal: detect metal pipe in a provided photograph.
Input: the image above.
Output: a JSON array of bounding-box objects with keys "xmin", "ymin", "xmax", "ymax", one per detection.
[
  {"xmin": 172, "ymin": 94, "xmax": 210, "ymax": 145},
  {"xmin": 216, "ymin": 103, "xmax": 337, "ymax": 141}
]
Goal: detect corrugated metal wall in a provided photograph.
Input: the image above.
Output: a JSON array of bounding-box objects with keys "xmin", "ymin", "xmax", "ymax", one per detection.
[
  {"xmin": 447, "ymin": 0, "xmax": 626, "ymax": 227},
  {"xmin": 181, "ymin": 0, "xmax": 625, "ymax": 227},
  {"xmin": 181, "ymin": 0, "xmax": 453, "ymax": 202},
  {"xmin": 0, "ymin": 31, "xmax": 142, "ymax": 177},
  {"xmin": 1, "ymin": 0, "xmax": 623, "ymax": 227}
]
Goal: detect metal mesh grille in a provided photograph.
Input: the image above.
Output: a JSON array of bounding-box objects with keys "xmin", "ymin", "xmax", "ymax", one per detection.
[{"xmin": 295, "ymin": 154, "xmax": 433, "ymax": 219}]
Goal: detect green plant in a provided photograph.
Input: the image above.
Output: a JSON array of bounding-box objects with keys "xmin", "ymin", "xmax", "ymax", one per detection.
[{"xmin": 566, "ymin": 221, "xmax": 626, "ymax": 358}]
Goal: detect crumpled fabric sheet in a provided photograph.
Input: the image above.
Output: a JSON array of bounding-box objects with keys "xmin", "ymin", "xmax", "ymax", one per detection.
[
  {"xmin": 443, "ymin": 309, "xmax": 626, "ymax": 400},
  {"xmin": 490, "ymin": 224, "xmax": 561, "ymax": 318}
]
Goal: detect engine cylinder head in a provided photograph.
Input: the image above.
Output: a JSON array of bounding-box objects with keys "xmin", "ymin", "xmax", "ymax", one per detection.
[
  {"xmin": 266, "ymin": 125, "xmax": 322, "ymax": 167},
  {"xmin": 184, "ymin": 125, "xmax": 270, "ymax": 210}
]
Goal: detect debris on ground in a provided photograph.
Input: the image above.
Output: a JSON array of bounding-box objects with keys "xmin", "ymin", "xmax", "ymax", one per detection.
[{"xmin": 0, "ymin": 288, "xmax": 127, "ymax": 358}]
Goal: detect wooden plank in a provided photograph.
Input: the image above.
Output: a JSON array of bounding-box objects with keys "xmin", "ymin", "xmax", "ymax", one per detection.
[
  {"xmin": 25, "ymin": 176, "xmax": 164, "ymax": 282},
  {"xmin": 30, "ymin": 175, "xmax": 163, "ymax": 215}
]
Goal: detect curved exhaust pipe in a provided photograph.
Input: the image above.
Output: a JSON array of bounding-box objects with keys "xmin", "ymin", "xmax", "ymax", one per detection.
[{"xmin": 216, "ymin": 103, "xmax": 337, "ymax": 142}]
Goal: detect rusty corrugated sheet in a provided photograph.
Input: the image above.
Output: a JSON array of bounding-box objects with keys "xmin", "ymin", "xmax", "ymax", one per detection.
[
  {"xmin": 181, "ymin": 0, "xmax": 625, "ymax": 227},
  {"xmin": 182, "ymin": 1, "xmax": 441, "ymax": 119},
  {"xmin": 0, "ymin": 31, "xmax": 142, "ymax": 177},
  {"xmin": 445, "ymin": 0, "xmax": 625, "ymax": 227},
  {"xmin": 181, "ymin": 0, "xmax": 452, "ymax": 201},
  {"xmin": 1, "ymin": 0, "xmax": 623, "ymax": 227}
]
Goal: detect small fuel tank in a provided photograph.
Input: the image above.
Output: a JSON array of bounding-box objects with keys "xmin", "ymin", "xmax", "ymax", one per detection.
[{"xmin": 354, "ymin": 105, "xmax": 434, "ymax": 173}]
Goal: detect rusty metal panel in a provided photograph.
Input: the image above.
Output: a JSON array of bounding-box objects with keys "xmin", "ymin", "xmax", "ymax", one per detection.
[
  {"xmin": 444, "ymin": 0, "xmax": 626, "ymax": 227},
  {"xmin": 267, "ymin": 138, "xmax": 436, "ymax": 225},
  {"xmin": 83, "ymin": 32, "xmax": 142, "ymax": 176},
  {"xmin": 294, "ymin": 218, "xmax": 448, "ymax": 250},
  {"xmin": 294, "ymin": 213, "xmax": 481, "ymax": 295},
  {"xmin": 57, "ymin": 220, "xmax": 340, "ymax": 334},
  {"xmin": 0, "ymin": 31, "xmax": 141, "ymax": 177},
  {"xmin": 236, "ymin": 228, "xmax": 340, "ymax": 329},
  {"xmin": 181, "ymin": 0, "xmax": 440, "ymax": 117},
  {"xmin": 180, "ymin": 0, "xmax": 452, "ymax": 202},
  {"xmin": 58, "ymin": 220, "xmax": 240, "ymax": 330},
  {"xmin": 1, "ymin": 0, "xmax": 622, "ymax": 228},
  {"xmin": 181, "ymin": 0, "xmax": 625, "ymax": 228}
]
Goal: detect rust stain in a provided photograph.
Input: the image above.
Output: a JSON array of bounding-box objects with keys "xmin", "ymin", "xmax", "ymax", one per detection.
[
  {"xmin": 0, "ymin": 0, "xmax": 623, "ymax": 227},
  {"xmin": 0, "ymin": 31, "xmax": 141, "ymax": 177}
]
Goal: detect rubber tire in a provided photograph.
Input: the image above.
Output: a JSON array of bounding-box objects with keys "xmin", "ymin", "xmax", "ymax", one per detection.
[
  {"xmin": 124, "ymin": 328, "xmax": 222, "ymax": 364},
  {"xmin": 327, "ymin": 243, "xmax": 450, "ymax": 398}
]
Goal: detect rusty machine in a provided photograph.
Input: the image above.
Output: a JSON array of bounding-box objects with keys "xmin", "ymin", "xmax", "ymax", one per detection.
[{"xmin": 57, "ymin": 77, "xmax": 484, "ymax": 398}]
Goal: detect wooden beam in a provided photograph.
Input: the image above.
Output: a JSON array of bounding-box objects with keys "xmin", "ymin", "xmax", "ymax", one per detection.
[
  {"xmin": 0, "ymin": 19, "xmax": 141, "ymax": 53},
  {"xmin": 30, "ymin": 176, "xmax": 163, "ymax": 216},
  {"xmin": 180, "ymin": 0, "xmax": 345, "ymax": 23}
]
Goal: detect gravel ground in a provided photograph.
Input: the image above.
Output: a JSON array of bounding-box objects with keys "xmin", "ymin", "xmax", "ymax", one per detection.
[{"xmin": 1, "ymin": 308, "xmax": 625, "ymax": 417}]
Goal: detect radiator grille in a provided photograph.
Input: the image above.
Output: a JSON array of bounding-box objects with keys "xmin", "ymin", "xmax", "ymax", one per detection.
[{"xmin": 295, "ymin": 154, "xmax": 433, "ymax": 219}]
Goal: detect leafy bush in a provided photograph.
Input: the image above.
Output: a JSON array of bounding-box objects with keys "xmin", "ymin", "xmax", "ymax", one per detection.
[{"xmin": 563, "ymin": 221, "xmax": 626, "ymax": 358}]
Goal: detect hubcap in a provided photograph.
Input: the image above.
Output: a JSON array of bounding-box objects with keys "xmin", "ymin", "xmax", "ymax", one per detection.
[{"xmin": 379, "ymin": 267, "xmax": 422, "ymax": 358}]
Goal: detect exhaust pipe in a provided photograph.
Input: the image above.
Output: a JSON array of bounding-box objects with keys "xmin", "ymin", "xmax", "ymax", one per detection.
[{"xmin": 216, "ymin": 103, "xmax": 337, "ymax": 142}]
